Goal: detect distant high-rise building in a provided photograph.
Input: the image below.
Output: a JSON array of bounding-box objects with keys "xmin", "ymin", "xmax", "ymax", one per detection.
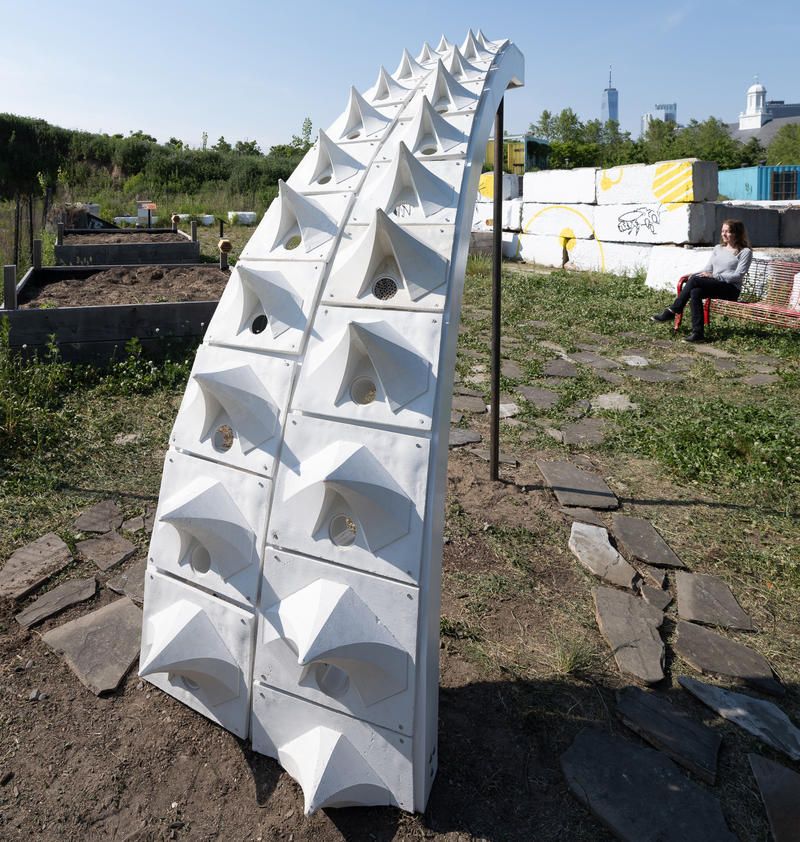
[
  {"xmin": 640, "ymin": 102, "xmax": 677, "ymax": 137},
  {"xmin": 601, "ymin": 67, "xmax": 619, "ymax": 124}
]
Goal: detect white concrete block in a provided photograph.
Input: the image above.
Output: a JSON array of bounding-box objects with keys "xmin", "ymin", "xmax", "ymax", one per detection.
[
  {"xmin": 518, "ymin": 233, "xmax": 565, "ymax": 268},
  {"xmin": 472, "ymin": 198, "xmax": 522, "ymax": 232},
  {"xmin": 227, "ymin": 211, "xmax": 257, "ymax": 225},
  {"xmin": 645, "ymin": 245, "xmax": 715, "ymax": 291},
  {"xmin": 502, "ymin": 232, "xmax": 521, "ymax": 260},
  {"xmin": 113, "ymin": 216, "xmax": 139, "ymax": 226},
  {"xmin": 197, "ymin": 214, "xmax": 215, "ymax": 226},
  {"xmin": 568, "ymin": 240, "xmax": 652, "ymax": 276},
  {"xmin": 476, "ymin": 172, "xmax": 519, "ymax": 202},
  {"xmin": 522, "ymin": 168, "xmax": 597, "ymax": 204},
  {"xmin": 593, "ymin": 203, "xmax": 715, "ymax": 245},
  {"xmin": 596, "ymin": 159, "xmax": 718, "ymax": 205},
  {"xmin": 521, "ymin": 203, "xmax": 595, "ymax": 238}
]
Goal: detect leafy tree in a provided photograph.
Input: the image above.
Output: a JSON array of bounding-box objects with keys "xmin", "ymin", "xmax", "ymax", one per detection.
[
  {"xmin": 212, "ymin": 135, "xmax": 232, "ymax": 153},
  {"xmin": 234, "ymin": 139, "xmax": 262, "ymax": 156},
  {"xmin": 767, "ymin": 124, "xmax": 800, "ymax": 165},
  {"xmin": 167, "ymin": 137, "xmax": 185, "ymax": 149},
  {"xmin": 129, "ymin": 129, "xmax": 157, "ymax": 143}
]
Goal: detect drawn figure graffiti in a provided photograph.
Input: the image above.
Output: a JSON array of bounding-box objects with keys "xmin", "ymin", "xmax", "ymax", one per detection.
[{"xmin": 617, "ymin": 206, "xmax": 661, "ymax": 236}]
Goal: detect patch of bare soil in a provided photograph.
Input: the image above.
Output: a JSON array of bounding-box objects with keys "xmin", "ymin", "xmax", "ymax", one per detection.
[
  {"xmin": 63, "ymin": 233, "xmax": 187, "ymax": 244},
  {"xmin": 20, "ymin": 266, "xmax": 230, "ymax": 308}
]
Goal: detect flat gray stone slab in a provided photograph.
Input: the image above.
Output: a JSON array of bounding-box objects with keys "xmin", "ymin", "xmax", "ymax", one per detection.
[
  {"xmin": 569, "ymin": 524, "xmax": 639, "ymax": 589},
  {"xmin": 450, "ymin": 411, "xmax": 463, "ymax": 424},
  {"xmin": 73, "ymin": 500, "xmax": 123, "ymax": 534},
  {"xmin": 451, "ymin": 395, "xmax": 487, "ymax": 413},
  {"xmin": 41, "ymin": 597, "xmax": 142, "ymax": 695},
  {"xmin": 570, "ymin": 351, "xmax": 622, "ymax": 370},
  {"xmin": 675, "ymin": 620, "xmax": 783, "ymax": 696},
  {"xmin": 517, "ymin": 385, "xmax": 558, "ymax": 409},
  {"xmin": 559, "ymin": 507, "xmax": 606, "ymax": 527},
  {"xmin": 487, "ymin": 402, "xmax": 519, "ymax": 419},
  {"xmin": 565, "ymin": 399, "xmax": 591, "ymax": 418},
  {"xmin": 470, "ymin": 448, "xmax": 518, "ymax": 466},
  {"xmin": 749, "ymin": 754, "xmax": 800, "ymax": 842},
  {"xmin": 640, "ymin": 584, "xmax": 672, "ymax": 612},
  {"xmin": 449, "ymin": 429, "xmax": 482, "ymax": 448},
  {"xmin": 560, "ymin": 730, "xmax": 736, "ymax": 842},
  {"xmin": 741, "ymin": 373, "xmax": 780, "ymax": 386},
  {"xmin": 454, "ymin": 385, "xmax": 483, "ymax": 397},
  {"xmin": 543, "ymin": 358, "xmax": 578, "ymax": 378},
  {"xmin": 616, "ymin": 686, "xmax": 721, "ymax": 783},
  {"xmin": 711, "ymin": 358, "xmax": 740, "ymax": 373},
  {"xmin": 501, "ymin": 359, "xmax": 523, "ymax": 379},
  {"xmin": 612, "ymin": 514, "xmax": 686, "ymax": 568},
  {"xmin": 620, "ymin": 355, "xmax": 650, "ymax": 368},
  {"xmin": 594, "ymin": 586, "xmax": 664, "ymax": 683},
  {"xmin": 689, "ymin": 344, "xmax": 734, "ymax": 359},
  {"xmin": 660, "ymin": 358, "xmax": 694, "ymax": 373},
  {"xmin": 15, "ymin": 577, "xmax": 96, "ymax": 629},
  {"xmin": 538, "ymin": 340, "xmax": 568, "ymax": 354},
  {"xmin": 676, "ymin": 571, "xmax": 753, "ymax": 630},
  {"xmin": 591, "ymin": 392, "xmax": 638, "ymax": 412},
  {"xmin": 596, "ymin": 370, "xmax": 625, "ymax": 385},
  {"xmin": 77, "ymin": 532, "xmax": 136, "ymax": 572},
  {"xmin": 537, "ymin": 460, "xmax": 618, "ymax": 509},
  {"xmin": 560, "ymin": 418, "xmax": 607, "ymax": 447},
  {"xmin": 640, "ymin": 565, "xmax": 667, "ymax": 589},
  {"xmin": 0, "ymin": 533, "xmax": 73, "ymax": 600},
  {"xmin": 679, "ymin": 676, "xmax": 800, "ymax": 761},
  {"xmin": 626, "ymin": 368, "xmax": 685, "ymax": 383},
  {"xmin": 106, "ymin": 558, "xmax": 146, "ymax": 605}
]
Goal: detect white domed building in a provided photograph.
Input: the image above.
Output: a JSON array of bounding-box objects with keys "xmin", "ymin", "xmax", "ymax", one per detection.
[{"xmin": 728, "ymin": 77, "xmax": 800, "ymax": 144}]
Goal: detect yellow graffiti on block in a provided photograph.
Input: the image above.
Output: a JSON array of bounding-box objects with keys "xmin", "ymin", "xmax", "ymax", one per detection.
[
  {"xmin": 653, "ymin": 160, "xmax": 693, "ymax": 210},
  {"xmin": 600, "ymin": 168, "xmax": 624, "ymax": 191},
  {"xmin": 478, "ymin": 173, "xmax": 494, "ymax": 199},
  {"xmin": 560, "ymin": 227, "xmax": 577, "ymax": 251},
  {"xmin": 521, "ymin": 205, "xmax": 605, "ymax": 272}
]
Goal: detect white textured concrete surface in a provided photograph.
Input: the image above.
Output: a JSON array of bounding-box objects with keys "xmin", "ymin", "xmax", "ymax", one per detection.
[
  {"xmin": 569, "ymin": 240, "xmax": 652, "ymax": 276},
  {"xmin": 518, "ymin": 233, "xmax": 566, "ymax": 267},
  {"xmin": 644, "ymin": 245, "xmax": 714, "ymax": 291},
  {"xmin": 593, "ymin": 203, "xmax": 715, "ymax": 245},
  {"xmin": 595, "ymin": 159, "xmax": 718, "ymax": 206},
  {"xmin": 475, "ymin": 172, "xmax": 520, "ymax": 202},
  {"xmin": 521, "ymin": 203, "xmax": 596, "ymax": 238},
  {"xmin": 471, "ymin": 197, "xmax": 522, "ymax": 231},
  {"xmin": 523, "ymin": 167, "xmax": 597, "ymax": 204}
]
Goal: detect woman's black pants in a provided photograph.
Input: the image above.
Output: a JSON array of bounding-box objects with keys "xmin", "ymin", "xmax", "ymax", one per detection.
[{"xmin": 670, "ymin": 275, "xmax": 741, "ymax": 334}]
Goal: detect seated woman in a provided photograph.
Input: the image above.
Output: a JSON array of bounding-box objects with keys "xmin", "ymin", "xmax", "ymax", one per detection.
[{"xmin": 651, "ymin": 219, "xmax": 752, "ymax": 342}]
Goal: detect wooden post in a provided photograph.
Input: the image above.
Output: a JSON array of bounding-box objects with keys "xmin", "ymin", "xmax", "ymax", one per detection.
[
  {"xmin": 219, "ymin": 218, "xmax": 224, "ymax": 238},
  {"xmin": 489, "ymin": 99, "xmax": 504, "ymax": 482},
  {"xmin": 57, "ymin": 222, "xmax": 64, "ymax": 246},
  {"xmin": 4, "ymin": 265, "xmax": 17, "ymax": 311},
  {"xmin": 147, "ymin": 209, "xmax": 152, "ymax": 229},
  {"xmin": 33, "ymin": 239, "xmax": 42, "ymax": 270},
  {"xmin": 190, "ymin": 220, "xmax": 198, "ymax": 242},
  {"xmin": 219, "ymin": 238, "xmax": 232, "ymax": 271}
]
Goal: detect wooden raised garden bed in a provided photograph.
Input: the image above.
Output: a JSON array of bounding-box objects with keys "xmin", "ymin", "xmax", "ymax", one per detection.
[{"xmin": 54, "ymin": 224, "xmax": 200, "ymax": 266}]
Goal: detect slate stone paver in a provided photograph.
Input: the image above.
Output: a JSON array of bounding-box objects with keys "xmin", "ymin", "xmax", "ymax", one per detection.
[
  {"xmin": 559, "ymin": 507, "xmax": 606, "ymax": 527},
  {"xmin": 454, "ymin": 386, "xmax": 484, "ymax": 397},
  {"xmin": 449, "ymin": 429, "xmax": 482, "ymax": 448},
  {"xmin": 73, "ymin": 500, "xmax": 123, "ymax": 534},
  {"xmin": 543, "ymin": 358, "xmax": 578, "ymax": 378},
  {"xmin": 689, "ymin": 344, "xmax": 734, "ymax": 359},
  {"xmin": 616, "ymin": 686, "xmax": 722, "ymax": 783},
  {"xmin": 640, "ymin": 565, "xmax": 667, "ymax": 589},
  {"xmin": 712, "ymin": 358, "xmax": 740, "ymax": 373},
  {"xmin": 749, "ymin": 754, "xmax": 800, "ymax": 842},
  {"xmin": 675, "ymin": 621, "xmax": 783, "ymax": 696},
  {"xmin": 538, "ymin": 340, "xmax": 568, "ymax": 354},
  {"xmin": 15, "ymin": 577, "xmax": 96, "ymax": 629},
  {"xmin": 451, "ymin": 395, "xmax": 487, "ymax": 413},
  {"xmin": 487, "ymin": 402, "xmax": 519, "ymax": 419},
  {"xmin": 565, "ymin": 399, "xmax": 591, "ymax": 419},
  {"xmin": 569, "ymin": 524, "xmax": 639, "ymax": 589},
  {"xmin": 745, "ymin": 353, "xmax": 781, "ymax": 367},
  {"xmin": 77, "ymin": 532, "xmax": 136, "ymax": 572},
  {"xmin": 639, "ymin": 584, "xmax": 672, "ymax": 612},
  {"xmin": 620, "ymin": 355, "xmax": 650, "ymax": 368},
  {"xmin": 450, "ymin": 411, "xmax": 463, "ymax": 424},
  {"xmin": 560, "ymin": 729, "xmax": 737, "ymax": 842},
  {"xmin": 626, "ymin": 368, "xmax": 685, "ymax": 383},
  {"xmin": 559, "ymin": 418, "xmax": 607, "ymax": 447},
  {"xmin": 660, "ymin": 358, "xmax": 693, "ymax": 373},
  {"xmin": 675, "ymin": 571, "xmax": 753, "ymax": 630},
  {"xmin": 0, "ymin": 533, "xmax": 73, "ymax": 600},
  {"xmin": 501, "ymin": 359, "xmax": 523, "ymax": 379},
  {"xmin": 41, "ymin": 597, "xmax": 142, "ymax": 695},
  {"xmin": 612, "ymin": 514, "xmax": 686, "ymax": 568},
  {"xmin": 537, "ymin": 460, "xmax": 618, "ymax": 509},
  {"xmin": 596, "ymin": 370, "xmax": 625, "ymax": 385},
  {"xmin": 741, "ymin": 373, "xmax": 780, "ymax": 386},
  {"xmin": 469, "ymin": 449, "xmax": 518, "ymax": 466},
  {"xmin": 591, "ymin": 392, "xmax": 637, "ymax": 412},
  {"xmin": 594, "ymin": 586, "xmax": 664, "ymax": 683},
  {"xmin": 679, "ymin": 676, "xmax": 800, "ymax": 761},
  {"xmin": 517, "ymin": 385, "xmax": 558, "ymax": 409},
  {"xmin": 570, "ymin": 351, "xmax": 622, "ymax": 370},
  {"xmin": 106, "ymin": 558, "xmax": 146, "ymax": 605}
]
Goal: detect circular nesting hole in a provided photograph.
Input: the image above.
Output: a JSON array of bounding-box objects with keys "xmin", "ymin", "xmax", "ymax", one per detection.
[
  {"xmin": 213, "ymin": 424, "xmax": 234, "ymax": 452},
  {"xmin": 314, "ymin": 663, "xmax": 350, "ymax": 699},
  {"xmin": 434, "ymin": 100, "xmax": 449, "ymax": 113},
  {"xmin": 329, "ymin": 514, "xmax": 357, "ymax": 547},
  {"xmin": 347, "ymin": 130, "xmax": 361, "ymax": 140},
  {"xmin": 421, "ymin": 145, "xmax": 437, "ymax": 155},
  {"xmin": 251, "ymin": 314, "xmax": 268, "ymax": 334},
  {"xmin": 350, "ymin": 376, "xmax": 377, "ymax": 405},
  {"xmin": 285, "ymin": 234, "xmax": 302, "ymax": 250},
  {"xmin": 180, "ymin": 675, "xmax": 201, "ymax": 692},
  {"xmin": 318, "ymin": 174, "xmax": 332, "ymax": 185},
  {"xmin": 372, "ymin": 276, "xmax": 398, "ymax": 300},
  {"xmin": 191, "ymin": 545, "xmax": 211, "ymax": 575}
]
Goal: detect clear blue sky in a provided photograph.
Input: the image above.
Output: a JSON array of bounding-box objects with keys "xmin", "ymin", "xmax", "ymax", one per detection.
[{"xmin": 2, "ymin": 0, "xmax": 798, "ymax": 148}]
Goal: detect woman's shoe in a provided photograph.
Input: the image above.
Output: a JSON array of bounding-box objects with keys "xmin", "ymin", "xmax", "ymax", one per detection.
[
  {"xmin": 683, "ymin": 332, "xmax": 705, "ymax": 343},
  {"xmin": 650, "ymin": 308, "xmax": 674, "ymax": 323}
]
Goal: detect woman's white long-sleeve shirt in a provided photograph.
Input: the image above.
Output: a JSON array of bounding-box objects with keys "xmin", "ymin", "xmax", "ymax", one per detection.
[{"xmin": 701, "ymin": 245, "xmax": 753, "ymax": 289}]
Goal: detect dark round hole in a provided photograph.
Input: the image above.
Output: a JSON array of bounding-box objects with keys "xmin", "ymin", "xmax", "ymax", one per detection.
[
  {"xmin": 251, "ymin": 314, "xmax": 268, "ymax": 334},
  {"xmin": 181, "ymin": 675, "xmax": 201, "ymax": 692},
  {"xmin": 329, "ymin": 515, "xmax": 357, "ymax": 547},
  {"xmin": 421, "ymin": 145, "xmax": 437, "ymax": 155},
  {"xmin": 350, "ymin": 377, "xmax": 377, "ymax": 405},
  {"xmin": 191, "ymin": 546, "xmax": 211, "ymax": 574},
  {"xmin": 285, "ymin": 235, "xmax": 302, "ymax": 250},
  {"xmin": 213, "ymin": 424, "xmax": 234, "ymax": 452},
  {"xmin": 318, "ymin": 174, "xmax": 332, "ymax": 185},
  {"xmin": 346, "ymin": 130, "xmax": 361, "ymax": 140},
  {"xmin": 314, "ymin": 663, "xmax": 350, "ymax": 699},
  {"xmin": 373, "ymin": 277, "xmax": 398, "ymax": 300}
]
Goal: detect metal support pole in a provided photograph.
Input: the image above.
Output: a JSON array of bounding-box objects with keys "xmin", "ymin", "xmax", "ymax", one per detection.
[
  {"xmin": 489, "ymin": 99, "xmax": 504, "ymax": 481},
  {"xmin": 56, "ymin": 221, "xmax": 64, "ymax": 246},
  {"xmin": 33, "ymin": 239, "xmax": 42, "ymax": 270},
  {"xmin": 4, "ymin": 265, "xmax": 17, "ymax": 311},
  {"xmin": 219, "ymin": 218, "xmax": 224, "ymax": 238},
  {"xmin": 190, "ymin": 220, "xmax": 198, "ymax": 242}
]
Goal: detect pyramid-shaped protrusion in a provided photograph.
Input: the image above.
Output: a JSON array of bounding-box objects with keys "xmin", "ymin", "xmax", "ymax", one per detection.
[
  {"xmin": 284, "ymin": 442, "xmax": 413, "ymax": 553},
  {"xmin": 310, "ymin": 130, "xmax": 363, "ymax": 186},
  {"xmin": 237, "ymin": 265, "xmax": 305, "ymax": 339},
  {"xmin": 444, "ymin": 46, "xmax": 483, "ymax": 82},
  {"xmin": 159, "ymin": 478, "xmax": 256, "ymax": 580},
  {"xmin": 140, "ymin": 600, "xmax": 241, "ymax": 706},
  {"xmin": 272, "ymin": 180, "xmax": 338, "ymax": 253},
  {"xmin": 434, "ymin": 34, "xmax": 451, "ymax": 54},
  {"xmin": 265, "ymin": 579, "xmax": 409, "ymax": 705},
  {"xmin": 368, "ymin": 66, "xmax": 411, "ymax": 104},
  {"xmin": 328, "ymin": 208, "xmax": 448, "ymax": 302},
  {"xmin": 318, "ymin": 320, "xmax": 430, "ymax": 412},
  {"xmin": 336, "ymin": 87, "xmax": 391, "ymax": 141},
  {"xmin": 416, "ymin": 41, "xmax": 436, "ymax": 64},
  {"xmin": 393, "ymin": 48, "xmax": 428, "ymax": 82},
  {"xmin": 426, "ymin": 59, "xmax": 478, "ymax": 113},
  {"xmin": 476, "ymin": 29, "xmax": 501, "ymax": 51},
  {"xmin": 401, "ymin": 95, "xmax": 466, "ymax": 156},
  {"xmin": 278, "ymin": 726, "xmax": 393, "ymax": 814},
  {"xmin": 460, "ymin": 28, "xmax": 493, "ymax": 63},
  {"xmin": 366, "ymin": 142, "xmax": 454, "ymax": 219},
  {"xmin": 194, "ymin": 364, "xmax": 279, "ymax": 453}
]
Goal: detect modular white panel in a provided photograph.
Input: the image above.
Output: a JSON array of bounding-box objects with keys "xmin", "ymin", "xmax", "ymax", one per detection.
[
  {"xmin": 140, "ymin": 570, "xmax": 255, "ymax": 738},
  {"xmin": 595, "ymin": 159, "xmax": 718, "ymax": 205},
  {"xmin": 254, "ymin": 549, "xmax": 418, "ymax": 732}
]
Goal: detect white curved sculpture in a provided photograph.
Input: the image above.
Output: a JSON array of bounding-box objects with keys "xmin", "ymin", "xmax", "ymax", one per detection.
[{"xmin": 141, "ymin": 29, "xmax": 523, "ymax": 813}]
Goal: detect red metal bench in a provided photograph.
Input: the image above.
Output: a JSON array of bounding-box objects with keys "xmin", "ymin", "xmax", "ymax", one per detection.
[{"xmin": 673, "ymin": 258, "xmax": 800, "ymax": 332}]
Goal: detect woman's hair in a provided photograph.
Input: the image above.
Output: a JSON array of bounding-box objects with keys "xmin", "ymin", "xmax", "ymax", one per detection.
[{"xmin": 721, "ymin": 218, "xmax": 749, "ymax": 251}]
